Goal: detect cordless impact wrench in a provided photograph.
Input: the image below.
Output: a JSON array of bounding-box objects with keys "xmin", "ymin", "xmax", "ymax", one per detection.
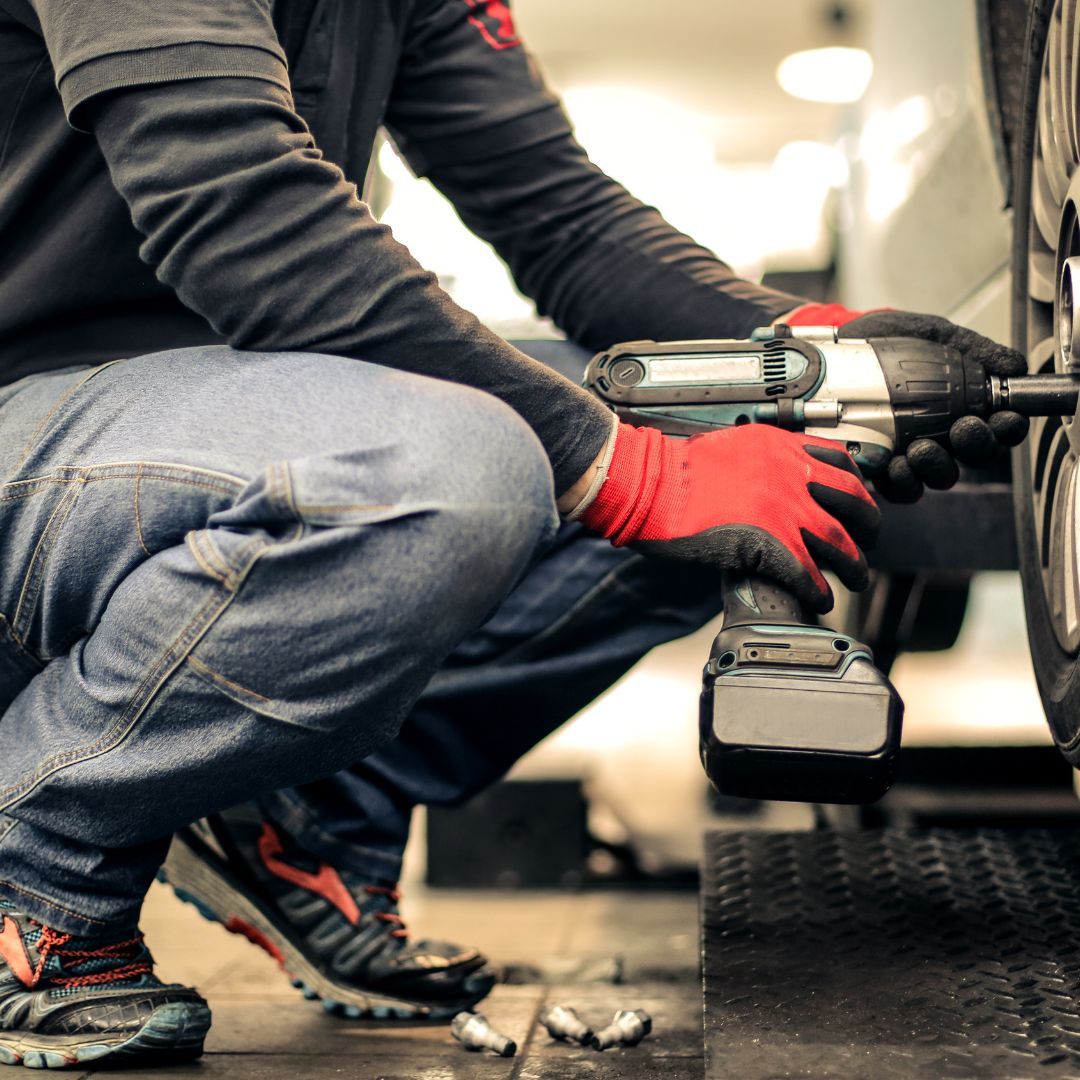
[{"xmin": 584, "ymin": 324, "xmax": 1080, "ymax": 804}]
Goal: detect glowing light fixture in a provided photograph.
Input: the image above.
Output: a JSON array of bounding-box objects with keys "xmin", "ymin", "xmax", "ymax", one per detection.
[{"xmin": 777, "ymin": 47, "xmax": 873, "ymax": 104}]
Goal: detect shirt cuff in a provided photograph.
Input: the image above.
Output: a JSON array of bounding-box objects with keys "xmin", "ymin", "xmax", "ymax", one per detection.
[
  {"xmin": 563, "ymin": 409, "xmax": 620, "ymax": 521},
  {"xmin": 60, "ymin": 42, "xmax": 290, "ymax": 129}
]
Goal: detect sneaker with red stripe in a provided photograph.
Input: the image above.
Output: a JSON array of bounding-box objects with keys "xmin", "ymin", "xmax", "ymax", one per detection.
[
  {"xmin": 160, "ymin": 808, "xmax": 495, "ymax": 1020},
  {"xmin": 0, "ymin": 900, "xmax": 209, "ymax": 1069}
]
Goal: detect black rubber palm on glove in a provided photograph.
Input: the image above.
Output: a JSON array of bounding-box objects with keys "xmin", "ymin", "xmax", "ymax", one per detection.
[{"xmin": 789, "ymin": 305, "xmax": 1030, "ymax": 503}]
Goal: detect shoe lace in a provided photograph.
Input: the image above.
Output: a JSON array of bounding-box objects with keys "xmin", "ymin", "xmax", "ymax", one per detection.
[
  {"xmin": 364, "ymin": 885, "xmax": 408, "ymax": 939},
  {"xmin": 32, "ymin": 925, "xmax": 152, "ymax": 989}
]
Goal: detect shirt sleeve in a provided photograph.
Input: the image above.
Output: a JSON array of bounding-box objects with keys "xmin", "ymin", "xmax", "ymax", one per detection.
[
  {"xmin": 386, "ymin": 0, "xmax": 804, "ymax": 348},
  {"xmin": 386, "ymin": 0, "xmax": 574, "ymax": 174},
  {"xmin": 33, "ymin": 0, "xmax": 614, "ymax": 493},
  {"xmin": 29, "ymin": 0, "xmax": 288, "ymax": 125}
]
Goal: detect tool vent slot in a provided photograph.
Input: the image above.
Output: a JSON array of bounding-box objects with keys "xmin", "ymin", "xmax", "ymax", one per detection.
[{"xmin": 763, "ymin": 357, "xmax": 788, "ymax": 382}]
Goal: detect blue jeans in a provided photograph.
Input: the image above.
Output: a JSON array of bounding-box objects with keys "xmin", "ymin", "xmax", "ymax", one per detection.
[
  {"xmin": 0, "ymin": 345, "xmax": 724, "ymax": 935},
  {"xmin": 263, "ymin": 518, "xmax": 726, "ymax": 885}
]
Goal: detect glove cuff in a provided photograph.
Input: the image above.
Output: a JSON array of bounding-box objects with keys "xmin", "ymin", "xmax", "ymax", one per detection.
[
  {"xmin": 577, "ymin": 423, "xmax": 668, "ymax": 544},
  {"xmin": 785, "ymin": 303, "xmax": 864, "ymax": 327}
]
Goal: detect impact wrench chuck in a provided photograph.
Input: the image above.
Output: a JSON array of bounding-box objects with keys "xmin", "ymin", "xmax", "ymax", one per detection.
[
  {"xmin": 450, "ymin": 1012, "xmax": 517, "ymax": 1057},
  {"xmin": 590, "ymin": 1009, "xmax": 652, "ymax": 1050},
  {"xmin": 538, "ymin": 1005, "xmax": 593, "ymax": 1044}
]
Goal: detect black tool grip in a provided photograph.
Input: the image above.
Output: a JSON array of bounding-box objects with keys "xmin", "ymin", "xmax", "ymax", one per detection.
[
  {"xmin": 719, "ymin": 574, "xmax": 806, "ymax": 631},
  {"xmin": 869, "ymin": 338, "xmax": 989, "ymax": 449}
]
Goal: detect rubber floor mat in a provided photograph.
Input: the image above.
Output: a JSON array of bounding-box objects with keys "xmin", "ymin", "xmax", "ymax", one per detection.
[{"xmin": 702, "ymin": 828, "xmax": 1080, "ymax": 1078}]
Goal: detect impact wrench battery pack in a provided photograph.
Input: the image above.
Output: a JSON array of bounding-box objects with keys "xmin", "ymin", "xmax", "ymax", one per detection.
[{"xmin": 700, "ymin": 576, "xmax": 903, "ymax": 804}]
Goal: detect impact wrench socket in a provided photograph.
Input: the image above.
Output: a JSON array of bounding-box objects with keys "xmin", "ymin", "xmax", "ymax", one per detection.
[
  {"xmin": 590, "ymin": 1009, "xmax": 652, "ymax": 1050},
  {"xmin": 538, "ymin": 1005, "xmax": 593, "ymax": 1044},
  {"xmin": 451, "ymin": 1012, "xmax": 517, "ymax": 1057}
]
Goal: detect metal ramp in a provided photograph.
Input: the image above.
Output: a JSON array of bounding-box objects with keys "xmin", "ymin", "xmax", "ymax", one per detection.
[{"xmin": 702, "ymin": 828, "xmax": 1080, "ymax": 1078}]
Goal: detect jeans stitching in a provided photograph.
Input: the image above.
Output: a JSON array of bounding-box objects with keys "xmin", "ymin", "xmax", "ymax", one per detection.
[
  {"xmin": 186, "ymin": 654, "xmax": 272, "ymax": 703},
  {"xmin": 78, "ymin": 460, "xmax": 245, "ymax": 485},
  {"xmin": 2, "ymin": 464, "xmax": 247, "ymax": 640},
  {"xmin": 213, "ymin": 534, "xmax": 269, "ymax": 584},
  {"xmin": 0, "ymin": 580, "xmax": 238, "ymax": 807},
  {"xmin": 277, "ymin": 461, "xmax": 300, "ymax": 520},
  {"xmin": 0, "ymin": 875, "xmax": 110, "ymax": 929},
  {"xmin": 0, "ymin": 531, "xmax": 281, "ymax": 805},
  {"xmin": 133, "ymin": 465, "xmax": 151, "ymax": 557},
  {"xmin": 198, "ymin": 464, "xmax": 303, "ymax": 579},
  {"xmin": 276, "ymin": 462, "xmax": 310, "ymax": 547},
  {"xmin": 0, "ymin": 614, "xmax": 42, "ymax": 669},
  {"xmin": 85, "ymin": 474, "xmax": 239, "ymax": 492},
  {"xmin": 187, "ymin": 533, "xmax": 230, "ymax": 585},
  {"xmin": 0, "ymin": 821, "xmax": 108, "ymax": 929},
  {"xmin": 10, "ymin": 362, "xmax": 122, "ymax": 479},
  {"xmin": 0, "ymin": 473, "xmax": 242, "ymax": 503},
  {"xmin": 11, "ymin": 480, "xmax": 83, "ymax": 644},
  {"xmin": 1, "ymin": 461, "xmax": 245, "ymax": 490},
  {"xmin": 0, "ymin": 478, "xmax": 73, "ymax": 503}
]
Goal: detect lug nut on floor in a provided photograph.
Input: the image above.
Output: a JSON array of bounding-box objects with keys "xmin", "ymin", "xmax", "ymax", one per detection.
[
  {"xmin": 450, "ymin": 1012, "xmax": 517, "ymax": 1057},
  {"xmin": 451, "ymin": 1004, "xmax": 653, "ymax": 1056},
  {"xmin": 538, "ymin": 1004, "xmax": 592, "ymax": 1044},
  {"xmin": 590, "ymin": 1008, "xmax": 652, "ymax": 1050}
]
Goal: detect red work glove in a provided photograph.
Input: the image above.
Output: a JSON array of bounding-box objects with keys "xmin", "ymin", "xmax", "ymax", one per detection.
[
  {"xmin": 576, "ymin": 422, "xmax": 880, "ymax": 613},
  {"xmin": 787, "ymin": 303, "xmax": 1030, "ymax": 503}
]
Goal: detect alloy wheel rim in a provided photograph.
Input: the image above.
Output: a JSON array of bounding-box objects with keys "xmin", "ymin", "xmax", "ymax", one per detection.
[{"xmin": 1027, "ymin": 0, "xmax": 1080, "ymax": 654}]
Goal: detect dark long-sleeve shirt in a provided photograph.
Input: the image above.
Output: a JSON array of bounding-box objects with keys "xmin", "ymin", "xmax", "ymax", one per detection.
[{"xmin": 0, "ymin": 0, "xmax": 801, "ymax": 493}]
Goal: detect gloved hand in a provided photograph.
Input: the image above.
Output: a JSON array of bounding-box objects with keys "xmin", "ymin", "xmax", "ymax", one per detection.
[
  {"xmin": 787, "ymin": 303, "xmax": 1030, "ymax": 503},
  {"xmin": 576, "ymin": 421, "xmax": 880, "ymax": 613}
]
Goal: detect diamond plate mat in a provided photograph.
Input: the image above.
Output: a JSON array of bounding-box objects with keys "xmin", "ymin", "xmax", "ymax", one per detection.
[{"xmin": 702, "ymin": 829, "xmax": 1080, "ymax": 1078}]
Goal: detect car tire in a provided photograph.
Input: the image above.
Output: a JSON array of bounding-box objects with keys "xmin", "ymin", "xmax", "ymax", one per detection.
[{"xmin": 1012, "ymin": 0, "xmax": 1080, "ymax": 761}]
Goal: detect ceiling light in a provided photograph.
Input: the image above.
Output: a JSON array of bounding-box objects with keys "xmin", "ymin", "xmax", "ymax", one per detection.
[{"xmin": 776, "ymin": 47, "xmax": 873, "ymax": 104}]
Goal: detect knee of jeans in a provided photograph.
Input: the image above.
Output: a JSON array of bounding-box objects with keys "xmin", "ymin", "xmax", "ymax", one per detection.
[
  {"xmin": 364, "ymin": 387, "xmax": 558, "ymax": 606},
  {"xmin": 431, "ymin": 386, "xmax": 556, "ymax": 531},
  {"xmin": 281, "ymin": 381, "xmax": 557, "ymax": 551}
]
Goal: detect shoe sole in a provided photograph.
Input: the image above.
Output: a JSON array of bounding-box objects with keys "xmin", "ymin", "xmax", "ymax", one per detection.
[
  {"xmin": 0, "ymin": 1000, "xmax": 210, "ymax": 1070},
  {"xmin": 161, "ymin": 835, "xmax": 492, "ymax": 1021}
]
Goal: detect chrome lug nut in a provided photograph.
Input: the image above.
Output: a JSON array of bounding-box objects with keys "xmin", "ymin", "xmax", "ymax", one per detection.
[
  {"xmin": 450, "ymin": 1012, "xmax": 517, "ymax": 1057},
  {"xmin": 590, "ymin": 1008, "xmax": 652, "ymax": 1050},
  {"xmin": 538, "ymin": 1004, "xmax": 592, "ymax": 1044}
]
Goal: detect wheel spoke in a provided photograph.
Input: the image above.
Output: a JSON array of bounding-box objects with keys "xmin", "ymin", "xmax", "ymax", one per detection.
[
  {"xmin": 1030, "ymin": 245, "xmax": 1057, "ymax": 303},
  {"xmin": 1069, "ymin": 463, "xmax": 1080, "ymax": 640},
  {"xmin": 1050, "ymin": 454, "xmax": 1080, "ymax": 646},
  {"xmin": 1053, "ymin": 8, "xmax": 1078, "ymax": 178},
  {"xmin": 1051, "ymin": 6, "xmax": 1065, "ymax": 149},
  {"xmin": 1033, "ymin": 143, "xmax": 1063, "ymax": 248},
  {"xmin": 1040, "ymin": 424, "xmax": 1070, "ymax": 570},
  {"xmin": 1067, "ymin": 0, "xmax": 1080, "ymax": 161},
  {"xmin": 1051, "ymin": 5, "xmax": 1079, "ymax": 177},
  {"xmin": 1031, "ymin": 334, "xmax": 1057, "ymax": 376},
  {"xmin": 1041, "ymin": 63, "xmax": 1072, "ymax": 200}
]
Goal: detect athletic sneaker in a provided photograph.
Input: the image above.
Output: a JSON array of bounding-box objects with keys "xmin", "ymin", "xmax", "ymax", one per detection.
[
  {"xmin": 161, "ymin": 808, "xmax": 496, "ymax": 1019},
  {"xmin": 0, "ymin": 900, "xmax": 210, "ymax": 1069}
]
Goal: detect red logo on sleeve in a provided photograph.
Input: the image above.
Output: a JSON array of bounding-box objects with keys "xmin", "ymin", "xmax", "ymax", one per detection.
[{"xmin": 462, "ymin": 0, "xmax": 521, "ymax": 50}]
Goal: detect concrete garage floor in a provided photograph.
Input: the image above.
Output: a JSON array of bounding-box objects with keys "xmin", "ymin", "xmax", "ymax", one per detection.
[{"xmin": 72, "ymin": 881, "xmax": 702, "ymax": 1079}]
